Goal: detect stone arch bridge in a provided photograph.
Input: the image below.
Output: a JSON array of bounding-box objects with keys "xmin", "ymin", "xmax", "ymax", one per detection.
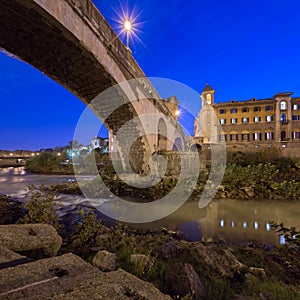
[{"xmin": 0, "ymin": 0, "xmax": 184, "ymax": 173}]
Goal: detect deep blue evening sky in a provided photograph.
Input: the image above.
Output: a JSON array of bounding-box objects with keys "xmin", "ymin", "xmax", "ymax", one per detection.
[{"xmin": 1, "ymin": 0, "xmax": 300, "ymax": 150}]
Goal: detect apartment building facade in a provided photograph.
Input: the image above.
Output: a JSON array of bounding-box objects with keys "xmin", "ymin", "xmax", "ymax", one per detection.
[{"xmin": 194, "ymin": 84, "xmax": 300, "ymax": 157}]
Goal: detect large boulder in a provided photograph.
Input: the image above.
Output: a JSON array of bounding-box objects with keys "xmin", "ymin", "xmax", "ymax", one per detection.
[
  {"xmin": 164, "ymin": 262, "xmax": 207, "ymax": 299},
  {"xmin": 0, "ymin": 253, "xmax": 171, "ymax": 299},
  {"xmin": 192, "ymin": 243, "xmax": 245, "ymax": 279},
  {"xmin": 92, "ymin": 250, "xmax": 117, "ymax": 272},
  {"xmin": 0, "ymin": 253, "xmax": 100, "ymax": 299},
  {"xmin": 54, "ymin": 268, "xmax": 172, "ymax": 300},
  {"xmin": 0, "ymin": 245, "xmax": 27, "ymax": 265},
  {"xmin": 0, "ymin": 224, "xmax": 62, "ymax": 258}
]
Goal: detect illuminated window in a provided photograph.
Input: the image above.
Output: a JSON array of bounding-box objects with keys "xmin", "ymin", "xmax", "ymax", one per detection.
[
  {"xmin": 254, "ymin": 117, "xmax": 261, "ymax": 123},
  {"xmin": 280, "ymin": 101, "xmax": 287, "ymax": 110},
  {"xmin": 280, "ymin": 113, "xmax": 287, "ymax": 123},
  {"xmin": 206, "ymin": 94, "xmax": 211, "ymax": 104},
  {"xmin": 242, "ymin": 117, "xmax": 249, "ymax": 123},
  {"xmin": 293, "ymin": 104, "xmax": 299, "ymax": 110},
  {"xmin": 266, "ymin": 116, "xmax": 272, "ymax": 122},
  {"xmin": 265, "ymin": 132, "xmax": 273, "ymax": 140},
  {"xmin": 292, "ymin": 132, "xmax": 300, "ymax": 139},
  {"xmin": 253, "ymin": 133, "xmax": 261, "ymax": 140},
  {"xmin": 220, "ymin": 118, "xmax": 226, "ymax": 125},
  {"xmin": 231, "ymin": 118, "xmax": 238, "ymax": 124}
]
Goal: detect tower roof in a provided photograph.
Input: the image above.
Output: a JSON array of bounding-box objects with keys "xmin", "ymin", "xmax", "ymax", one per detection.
[{"xmin": 203, "ymin": 83, "xmax": 213, "ymax": 92}]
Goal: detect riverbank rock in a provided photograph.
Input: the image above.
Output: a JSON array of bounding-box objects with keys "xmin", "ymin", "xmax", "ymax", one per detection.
[
  {"xmin": 0, "ymin": 224, "xmax": 62, "ymax": 258},
  {"xmin": 0, "ymin": 245, "xmax": 27, "ymax": 265},
  {"xmin": 0, "ymin": 253, "xmax": 171, "ymax": 300},
  {"xmin": 164, "ymin": 262, "xmax": 207, "ymax": 299},
  {"xmin": 196, "ymin": 244, "xmax": 245, "ymax": 279},
  {"xmin": 130, "ymin": 253, "xmax": 154, "ymax": 270},
  {"xmin": 54, "ymin": 268, "xmax": 172, "ymax": 300},
  {"xmin": 92, "ymin": 250, "xmax": 117, "ymax": 271},
  {"xmin": 171, "ymin": 242, "xmax": 245, "ymax": 280},
  {"xmin": 249, "ymin": 267, "xmax": 266, "ymax": 280}
]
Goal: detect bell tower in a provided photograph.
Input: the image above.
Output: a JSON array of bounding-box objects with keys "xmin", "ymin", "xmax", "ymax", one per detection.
[
  {"xmin": 201, "ymin": 83, "xmax": 215, "ymax": 106},
  {"xmin": 195, "ymin": 83, "xmax": 218, "ymax": 143}
]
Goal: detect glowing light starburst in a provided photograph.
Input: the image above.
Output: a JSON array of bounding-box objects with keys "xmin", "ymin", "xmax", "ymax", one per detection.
[
  {"xmin": 124, "ymin": 21, "xmax": 132, "ymax": 32},
  {"xmin": 109, "ymin": 2, "xmax": 146, "ymax": 50}
]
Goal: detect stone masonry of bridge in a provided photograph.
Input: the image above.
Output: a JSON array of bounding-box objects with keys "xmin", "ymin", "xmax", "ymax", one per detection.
[{"xmin": 0, "ymin": 0, "xmax": 181, "ymax": 173}]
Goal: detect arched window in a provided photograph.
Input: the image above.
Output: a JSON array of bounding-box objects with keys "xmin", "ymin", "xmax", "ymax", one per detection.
[
  {"xmin": 280, "ymin": 113, "xmax": 287, "ymax": 123},
  {"xmin": 173, "ymin": 137, "xmax": 184, "ymax": 151},
  {"xmin": 206, "ymin": 94, "xmax": 211, "ymax": 104},
  {"xmin": 280, "ymin": 101, "xmax": 287, "ymax": 110}
]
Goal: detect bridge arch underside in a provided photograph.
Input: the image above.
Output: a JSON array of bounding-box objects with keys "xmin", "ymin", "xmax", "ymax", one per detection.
[{"xmin": 0, "ymin": 0, "xmax": 149, "ymax": 173}]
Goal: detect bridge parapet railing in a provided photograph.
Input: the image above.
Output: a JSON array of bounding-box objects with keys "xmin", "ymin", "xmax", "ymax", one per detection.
[
  {"xmin": 67, "ymin": 0, "xmax": 144, "ymax": 76},
  {"xmin": 67, "ymin": 0, "xmax": 173, "ymax": 115}
]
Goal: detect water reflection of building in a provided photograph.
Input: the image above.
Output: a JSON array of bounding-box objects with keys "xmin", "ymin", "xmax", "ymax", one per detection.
[
  {"xmin": 197, "ymin": 200, "xmax": 298, "ymax": 246},
  {"xmin": 127, "ymin": 199, "xmax": 298, "ymax": 246}
]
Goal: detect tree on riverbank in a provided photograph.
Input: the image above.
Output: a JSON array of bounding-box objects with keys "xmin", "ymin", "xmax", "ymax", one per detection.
[
  {"xmin": 18, "ymin": 184, "xmax": 61, "ymax": 231},
  {"xmin": 25, "ymin": 152, "xmax": 73, "ymax": 174}
]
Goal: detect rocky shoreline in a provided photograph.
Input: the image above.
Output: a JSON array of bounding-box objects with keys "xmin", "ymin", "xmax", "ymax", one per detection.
[{"xmin": 1, "ymin": 193, "xmax": 300, "ymax": 299}]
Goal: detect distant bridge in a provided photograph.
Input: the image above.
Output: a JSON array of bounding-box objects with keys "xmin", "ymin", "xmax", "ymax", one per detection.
[{"xmin": 0, "ymin": 0, "xmax": 184, "ymax": 173}]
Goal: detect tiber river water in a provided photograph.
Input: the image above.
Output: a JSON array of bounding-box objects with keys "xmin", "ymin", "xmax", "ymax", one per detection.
[{"xmin": 1, "ymin": 167, "xmax": 299, "ymax": 246}]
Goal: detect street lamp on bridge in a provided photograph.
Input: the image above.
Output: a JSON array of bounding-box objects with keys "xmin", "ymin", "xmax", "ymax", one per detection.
[{"xmin": 124, "ymin": 20, "xmax": 132, "ymax": 49}]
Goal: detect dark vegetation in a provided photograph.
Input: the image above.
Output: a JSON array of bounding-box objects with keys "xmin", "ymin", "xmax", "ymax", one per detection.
[
  {"xmin": 25, "ymin": 152, "xmax": 73, "ymax": 174},
  {"xmin": 35, "ymin": 148, "xmax": 300, "ymax": 201},
  {"xmin": 218, "ymin": 148, "xmax": 300, "ymax": 199}
]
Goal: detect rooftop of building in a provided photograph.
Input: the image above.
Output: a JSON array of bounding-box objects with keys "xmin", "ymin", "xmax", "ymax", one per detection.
[
  {"xmin": 213, "ymin": 97, "xmax": 274, "ymax": 107},
  {"xmin": 202, "ymin": 84, "xmax": 300, "ymax": 107},
  {"xmin": 213, "ymin": 95, "xmax": 300, "ymax": 107},
  {"xmin": 202, "ymin": 83, "xmax": 213, "ymax": 92}
]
